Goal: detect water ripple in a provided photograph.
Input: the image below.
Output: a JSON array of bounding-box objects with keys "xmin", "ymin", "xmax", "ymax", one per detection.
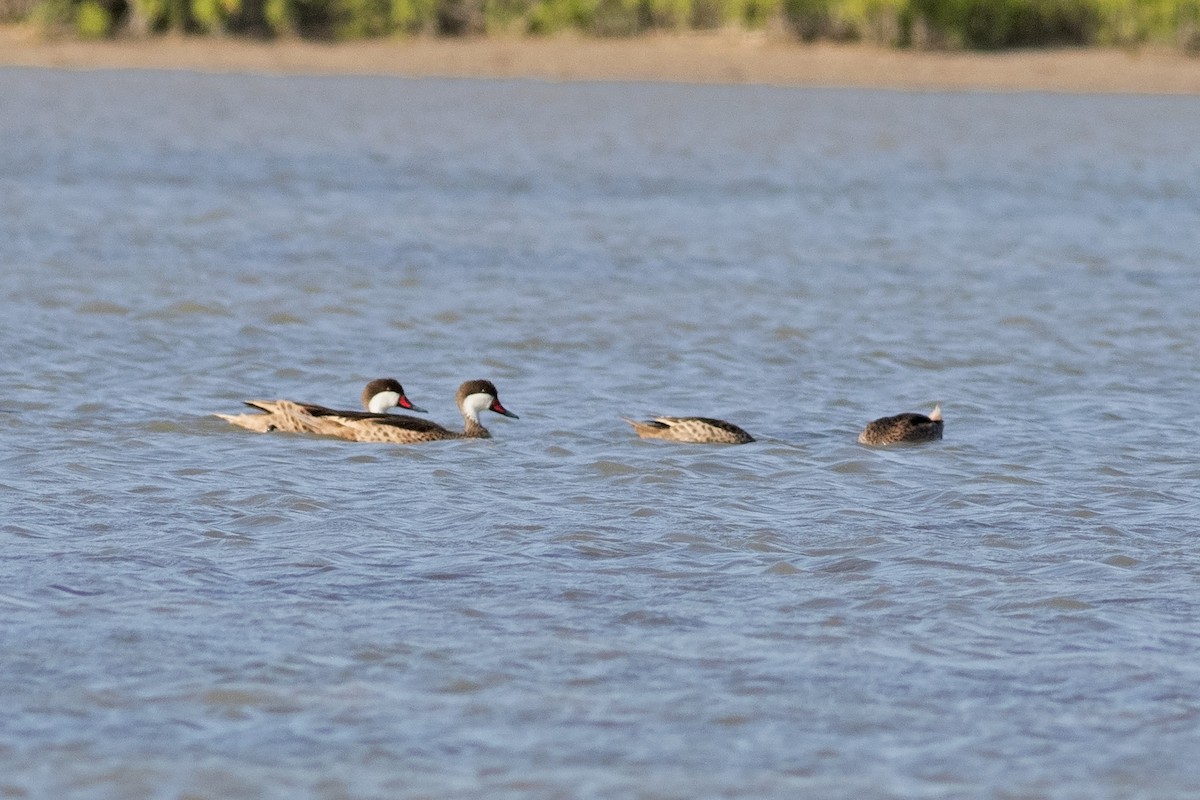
[{"xmin": 2, "ymin": 71, "xmax": 1199, "ymax": 799}]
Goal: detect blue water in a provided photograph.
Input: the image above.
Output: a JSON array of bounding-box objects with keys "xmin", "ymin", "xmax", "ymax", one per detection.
[{"xmin": 2, "ymin": 68, "xmax": 1200, "ymax": 798}]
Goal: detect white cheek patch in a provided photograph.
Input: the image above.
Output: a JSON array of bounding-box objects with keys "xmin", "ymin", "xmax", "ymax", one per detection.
[
  {"xmin": 460, "ymin": 392, "xmax": 493, "ymax": 421},
  {"xmin": 368, "ymin": 391, "xmax": 401, "ymax": 414}
]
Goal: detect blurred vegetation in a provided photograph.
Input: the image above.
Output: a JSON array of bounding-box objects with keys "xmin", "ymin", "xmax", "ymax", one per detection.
[{"xmin": 10, "ymin": 0, "xmax": 1200, "ymax": 49}]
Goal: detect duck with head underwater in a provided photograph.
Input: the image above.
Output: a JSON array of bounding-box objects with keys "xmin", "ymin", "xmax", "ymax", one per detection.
[
  {"xmin": 622, "ymin": 415, "xmax": 754, "ymax": 444},
  {"xmin": 858, "ymin": 405, "xmax": 943, "ymax": 446}
]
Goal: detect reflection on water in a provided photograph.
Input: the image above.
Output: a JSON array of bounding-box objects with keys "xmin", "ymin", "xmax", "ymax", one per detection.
[{"xmin": 2, "ymin": 68, "xmax": 1200, "ymax": 797}]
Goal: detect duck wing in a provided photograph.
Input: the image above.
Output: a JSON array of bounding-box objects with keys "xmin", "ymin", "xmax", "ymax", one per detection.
[{"xmin": 330, "ymin": 413, "xmax": 450, "ymax": 434}]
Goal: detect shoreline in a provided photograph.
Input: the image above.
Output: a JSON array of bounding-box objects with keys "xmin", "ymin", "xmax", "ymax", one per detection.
[{"xmin": 4, "ymin": 25, "xmax": 1200, "ymax": 93}]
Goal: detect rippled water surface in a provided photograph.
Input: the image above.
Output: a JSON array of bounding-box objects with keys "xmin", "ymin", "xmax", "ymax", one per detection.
[{"xmin": 3, "ymin": 68, "xmax": 1200, "ymax": 798}]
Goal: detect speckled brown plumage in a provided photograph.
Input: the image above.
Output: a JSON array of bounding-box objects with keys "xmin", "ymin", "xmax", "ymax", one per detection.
[
  {"xmin": 218, "ymin": 379, "xmax": 518, "ymax": 444},
  {"xmin": 858, "ymin": 405, "xmax": 943, "ymax": 446},
  {"xmin": 330, "ymin": 414, "xmax": 467, "ymax": 443},
  {"xmin": 623, "ymin": 416, "xmax": 754, "ymax": 445},
  {"xmin": 215, "ymin": 399, "xmax": 355, "ymax": 436},
  {"xmin": 214, "ymin": 378, "xmax": 421, "ymax": 437}
]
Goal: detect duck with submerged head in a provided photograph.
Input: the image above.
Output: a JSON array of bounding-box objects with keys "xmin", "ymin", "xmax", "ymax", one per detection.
[
  {"xmin": 858, "ymin": 405, "xmax": 943, "ymax": 446},
  {"xmin": 622, "ymin": 415, "xmax": 754, "ymax": 445},
  {"xmin": 333, "ymin": 379, "xmax": 518, "ymax": 443},
  {"xmin": 214, "ymin": 378, "xmax": 426, "ymax": 436}
]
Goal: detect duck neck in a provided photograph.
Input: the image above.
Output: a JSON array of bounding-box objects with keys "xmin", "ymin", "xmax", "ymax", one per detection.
[
  {"xmin": 460, "ymin": 408, "xmax": 491, "ymax": 439},
  {"xmin": 459, "ymin": 394, "xmax": 493, "ymax": 439},
  {"xmin": 462, "ymin": 418, "xmax": 491, "ymax": 438}
]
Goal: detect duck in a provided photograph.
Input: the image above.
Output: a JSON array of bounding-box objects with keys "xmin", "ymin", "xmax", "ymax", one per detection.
[
  {"xmin": 858, "ymin": 405, "xmax": 943, "ymax": 446},
  {"xmin": 623, "ymin": 415, "xmax": 754, "ymax": 444},
  {"xmin": 331, "ymin": 379, "xmax": 518, "ymax": 443},
  {"xmin": 214, "ymin": 378, "xmax": 426, "ymax": 436}
]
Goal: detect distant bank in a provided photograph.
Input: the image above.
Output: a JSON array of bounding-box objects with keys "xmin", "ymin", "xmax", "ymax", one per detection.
[{"xmin": 3, "ymin": 26, "xmax": 1200, "ymax": 93}]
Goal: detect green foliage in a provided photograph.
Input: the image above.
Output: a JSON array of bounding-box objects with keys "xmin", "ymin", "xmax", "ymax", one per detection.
[
  {"xmin": 263, "ymin": 0, "xmax": 289, "ymax": 31},
  {"xmin": 782, "ymin": 0, "xmax": 834, "ymax": 39},
  {"xmin": 26, "ymin": 0, "xmax": 1200, "ymax": 47},
  {"xmin": 483, "ymin": 0, "xmax": 526, "ymax": 30},
  {"xmin": 1096, "ymin": 0, "xmax": 1200, "ymax": 47},
  {"xmin": 333, "ymin": 0, "xmax": 393, "ymax": 36},
  {"xmin": 587, "ymin": 0, "xmax": 638, "ymax": 33},
  {"xmin": 433, "ymin": 0, "xmax": 483, "ymax": 32},
  {"xmin": 906, "ymin": 0, "xmax": 1101, "ymax": 48},
  {"xmin": 74, "ymin": 0, "xmax": 109, "ymax": 34},
  {"xmin": 783, "ymin": 0, "xmax": 905, "ymax": 41},
  {"xmin": 263, "ymin": 0, "xmax": 346, "ymax": 36},
  {"xmin": 28, "ymin": 0, "xmax": 74, "ymax": 29},
  {"xmin": 735, "ymin": 0, "xmax": 779, "ymax": 26},
  {"xmin": 393, "ymin": 0, "xmax": 438, "ymax": 31},
  {"xmin": 127, "ymin": 0, "xmax": 166, "ymax": 31},
  {"xmin": 523, "ymin": 0, "xmax": 599, "ymax": 32},
  {"xmin": 640, "ymin": 0, "xmax": 691, "ymax": 28},
  {"xmin": 191, "ymin": 0, "xmax": 240, "ymax": 30}
]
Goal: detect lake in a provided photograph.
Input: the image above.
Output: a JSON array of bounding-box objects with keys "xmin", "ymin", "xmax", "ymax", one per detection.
[{"xmin": 2, "ymin": 67, "xmax": 1199, "ymax": 798}]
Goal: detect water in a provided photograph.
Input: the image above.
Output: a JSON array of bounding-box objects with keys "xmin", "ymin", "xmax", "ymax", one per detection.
[{"xmin": 2, "ymin": 67, "xmax": 1200, "ymax": 798}]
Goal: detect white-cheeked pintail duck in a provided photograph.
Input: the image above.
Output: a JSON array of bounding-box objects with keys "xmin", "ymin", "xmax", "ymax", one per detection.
[
  {"xmin": 623, "ymin": 415, "xmax": 754, "ymax": 445},
  {"xmin": 329, "ymin": 379, "xmax": 518, "ymax": 443},
  {"xmin": 214, "ymin": 378, "xmax": 426, "ymax": 436},
  {"xmin": 858, "ymin": 405, "xmax": 943, "ymax": 446}
]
